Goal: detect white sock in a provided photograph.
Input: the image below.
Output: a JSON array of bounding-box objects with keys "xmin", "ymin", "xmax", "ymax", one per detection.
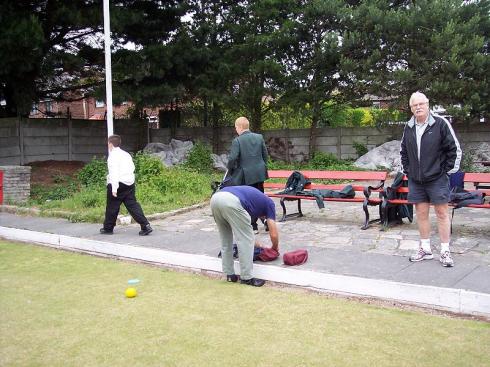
[
  {"xmin": 420, "ymin": 239, "xmax": 431, "ymax": 252},
  {"xmin": 441, "ymin": 243, "xmax": 450, "ymax": 253}
]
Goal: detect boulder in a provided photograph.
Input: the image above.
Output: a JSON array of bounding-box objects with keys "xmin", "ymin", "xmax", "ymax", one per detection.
[
  {"xmin": 211, "ymin": 153, "xmax": 228, "ymax": 172},
  {"xmin": 354, "ymin": 140, "xmax": 402, "ymax": 172},
  {"xmin": 354, "ymin": 140, "xmax": 490, "ymax": 174},
  {"xmin": 143, "ymin": 139, "xmax": 194, "ymax": 167},
  {"xmin": 143, "ymin": 142, "xmax": 170, "ymax": 154}
]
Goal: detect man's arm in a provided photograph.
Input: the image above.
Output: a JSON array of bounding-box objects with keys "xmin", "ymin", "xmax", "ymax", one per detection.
[
  {"xmin": 227, "ymin": 138, "xmax": 240, "ymax": 171},
  {"xmin": 261, "ymin": 136, "xmax": 268, "ymax": 164},
  {"xmin": 107, "ymin": 155, "xmax": 119, "ymax": 197},
  {"xmin": 440, "ymin": 118, "xmax": 462, "ymax": 174},
  {"xmin": 399, "ymin": 127, "xmax": 409, "ymax": 175},
  {"xmin": 266, "ymin": 219, "xmax": 279, "ymax": 251}
]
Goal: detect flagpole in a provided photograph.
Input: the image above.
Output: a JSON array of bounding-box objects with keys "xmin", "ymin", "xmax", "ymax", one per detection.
[{"xmin": 103, "ymin": 0, "xmax": 114, "ymax": 137}]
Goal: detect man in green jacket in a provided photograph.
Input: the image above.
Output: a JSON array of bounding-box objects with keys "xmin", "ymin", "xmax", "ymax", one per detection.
[{"xmin": 227, "ymin": 116, "xmax": 269, "ymax": 233}]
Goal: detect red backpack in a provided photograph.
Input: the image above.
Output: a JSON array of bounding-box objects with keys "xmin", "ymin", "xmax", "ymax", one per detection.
[{"xmin": 283, "ymin": 249, "xmax": 308, "ymax": 266}]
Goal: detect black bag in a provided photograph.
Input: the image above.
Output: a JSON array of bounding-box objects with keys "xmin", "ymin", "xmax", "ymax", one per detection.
[
  {"xmin": 385, "ymin": 172, "xmax": 413, "ymax": 224},
  {"xmin": 278, "ymin": 171, "xmax": 311, "ymax": 195},
  {"xmin": 296, "ymin": 185, "xmax": 356, "ymax": 209},
  {"xmin": 449, "ymin": 187, "xmax": 485, "ymax": 208},
  {"xmin": 449, "ymin": 171, "xmax": 465, "ymax": 191}
]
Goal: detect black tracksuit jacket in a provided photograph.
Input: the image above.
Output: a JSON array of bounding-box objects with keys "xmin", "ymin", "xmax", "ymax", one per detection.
[{"xmin": 400, "ymin": 114, "xmax": 462, "ymax": 184}]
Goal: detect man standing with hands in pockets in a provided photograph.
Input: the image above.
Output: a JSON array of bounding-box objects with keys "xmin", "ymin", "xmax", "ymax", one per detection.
[{"xmin": 400, "ymin": 92, "xmax": 461, "ymax": 267}]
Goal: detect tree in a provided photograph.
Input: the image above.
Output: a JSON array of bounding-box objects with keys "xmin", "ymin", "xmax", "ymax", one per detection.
[
  {"xmin": 190, "ymin": 0, "xmax": 298, "ymax": 131},
  {"xmin": 0, "ymin": 0, "xmax": 183, "ymax": 117},
  {"xmin": 340, "ymin": 0, "xmax": 490, "ymax": 121},
  {"xmin": 278, "ymin": 0, "xmax": 346, "ymax": 157}
]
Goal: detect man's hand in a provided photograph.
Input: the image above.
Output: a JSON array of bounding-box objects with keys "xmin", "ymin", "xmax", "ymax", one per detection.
[{"xmin": 112, "ymin": 191, "xmax": 117, "ymax": 197}]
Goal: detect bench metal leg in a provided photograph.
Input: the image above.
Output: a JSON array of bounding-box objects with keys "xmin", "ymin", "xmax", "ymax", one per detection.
[
  {"xmin": 361, "ymin": 200, "xmax": 370, "ymax": 230},
  {"xmin": 279, "ymin": 197, "xmax": 303, "ymax": 222},
  {"xmin": 279, "ymin": 198, "xmax": 287, "ymax": 221},
  {"xmin": 361, "ymin": 200, "xmax": 382, "ymax": 230},
  {"xmin": 380, "ymin": 200, "xmax": 389, "ymax": 231}
]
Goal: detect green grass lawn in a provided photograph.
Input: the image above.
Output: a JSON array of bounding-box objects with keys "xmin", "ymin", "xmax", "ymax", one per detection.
[{"xmin": 1, "ymin": 240, "xmax": 489, "ymax": 367}]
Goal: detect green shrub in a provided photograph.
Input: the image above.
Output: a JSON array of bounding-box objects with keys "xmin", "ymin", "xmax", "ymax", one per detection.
[
  {"xmin": 134, "ymin": 152, "xmax": 165, "ymax": 183},
  {"xmin": 349, "ymin": 109, "xmax": 365, "ymax": 127},
  {"xmin": 267, "ymin": 160, "xmax": 300, "ymax": 170},
  {"xmin": 30, "ymin": 182, "xmax": 78, "ymax": 203},
  {"xmin": 183, "ymin": 142, "xmax": 213, "ymax": 173},
  {"xmin": 371, "ymin": 108, "xmax": 408, "ymax": 126},
  {"xmin": 76, "ymin": 188, "xmax": 106, "ymax": 208},
  {"xmin": 309, "ymin": 151, "xmax": 342, "ymax": 168},
  {"xmin": 77, "ymin": 158, "xmax": 107, "ymax": 187},
  {"xmin": 353, "ymin": 141, "xmax": 368, "ymax": 157}
]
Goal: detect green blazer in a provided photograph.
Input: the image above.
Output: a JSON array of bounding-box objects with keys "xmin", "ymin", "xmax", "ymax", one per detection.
[{"xmin": 227, "ymin": 130, "xmax": 269, "ymax": 186}]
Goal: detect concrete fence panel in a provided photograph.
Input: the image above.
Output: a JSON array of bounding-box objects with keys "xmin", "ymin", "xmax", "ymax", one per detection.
[{"xmin": 1, "ymin": 117, "xmax": 489, "ymax": 165}]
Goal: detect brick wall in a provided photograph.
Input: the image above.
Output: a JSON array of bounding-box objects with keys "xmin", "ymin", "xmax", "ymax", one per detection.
[{"xmin": 0, "ymin": 166, "xmax": 31, "ymax": 204}]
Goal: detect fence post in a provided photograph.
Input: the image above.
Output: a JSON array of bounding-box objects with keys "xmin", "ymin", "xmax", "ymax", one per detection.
[
  {"xmin": 336, "ymin": 127, "xmax": 342, "ymax": 159},
  {"xmin": 68, "ymin": 116, "xmax": 73, "ymax": 161},
  {"xmin": 0, "ymin": 170, "xmax": 3, "ymax": 205},
  {"xmin": 18, "ymin": 116, "xmax": 25, "ymax": 165}
]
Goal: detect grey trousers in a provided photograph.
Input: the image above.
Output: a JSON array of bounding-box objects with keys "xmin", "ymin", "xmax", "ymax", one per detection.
[{"xmin": 210, "ymin": 191, "xmax": 254, "ymax": 280}]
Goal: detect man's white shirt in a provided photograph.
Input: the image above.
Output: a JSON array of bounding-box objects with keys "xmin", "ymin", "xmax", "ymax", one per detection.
[
  {"xmin": 415, "ymin": 117, "xmax": 429, "ymax": 160},
  {"xmin": 107, "ymin": 147, "xmax": 135, "ymax": 192}
]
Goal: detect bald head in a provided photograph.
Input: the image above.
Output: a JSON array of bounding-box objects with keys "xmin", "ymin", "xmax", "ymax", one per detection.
[{"xmin": 234, "ymin": 117, "xmax": 250, "ymax": 135}]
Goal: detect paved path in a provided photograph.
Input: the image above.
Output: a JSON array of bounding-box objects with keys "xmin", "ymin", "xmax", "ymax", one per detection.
[{"xmin": 1, "ymin": 198, "xmax": 489, "ymax": 316}]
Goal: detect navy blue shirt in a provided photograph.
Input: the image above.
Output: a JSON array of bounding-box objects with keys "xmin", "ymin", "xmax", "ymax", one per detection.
[{"xmin": 220, "ymin": 186, "xmax": 276, "ymax": 220}]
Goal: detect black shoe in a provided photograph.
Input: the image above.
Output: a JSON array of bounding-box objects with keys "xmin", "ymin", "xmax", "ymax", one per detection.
[
  {"xmin": 139, "ymin": 225, "xmax": 153, "ymax": 236},
  {"xmin": 240, "ymin": 278, "xmax": 266, "ymax": 287},
  {"xmin": 226, "ymin": 274, "xmax": 239, "ymax": 283},
  {"xmin": 100, "ymin": 228, "xmax": 113, "ymax": 235}
]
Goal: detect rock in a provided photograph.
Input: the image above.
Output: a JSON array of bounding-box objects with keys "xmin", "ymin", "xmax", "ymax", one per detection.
[
  {"xmin": 354, "ymin": 140, "xmax": 402, "ymax": 172},
  {"xmin": 143, "ymin": 142, "xmax": 170, "ymax": 154},
  {"xmin": 211, "ymin": 154, "xmax": 228, "ymax": 172},
  {"xmin": 354, "ymin": 140, "xmax": 490, "ymax": 174},
  {"xmin": 143, "ymin": 139, "xmax": 194, "ymax": 167}
]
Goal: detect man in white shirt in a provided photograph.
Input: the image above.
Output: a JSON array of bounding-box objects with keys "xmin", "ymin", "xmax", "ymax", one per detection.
[{"xmin": 100, "ymin": 135, "xmax": 152, "ymax": 236}]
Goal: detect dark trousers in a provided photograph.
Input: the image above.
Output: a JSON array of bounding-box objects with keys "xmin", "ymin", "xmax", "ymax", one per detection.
[
  {"xmin": 248, "ymin": 182, "xmax": 265, "ymax": 229},
  {"xmin": 103, "ymin": 183, "xmax": 149, "ymax": 230}
]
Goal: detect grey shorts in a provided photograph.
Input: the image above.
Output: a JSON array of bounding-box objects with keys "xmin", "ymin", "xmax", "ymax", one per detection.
[{"xmin": 408, "ymin": 174, "xmax": 450, "ymax": 204}]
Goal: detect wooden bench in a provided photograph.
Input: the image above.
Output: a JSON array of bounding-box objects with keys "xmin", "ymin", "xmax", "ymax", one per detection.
[
  {"xmin": 264, "ymin": 170, "xmax": 387, "ymax": 230},
  {"xmin": 380, "ymin": 173, "xmax": 490, "ymax": 229}
]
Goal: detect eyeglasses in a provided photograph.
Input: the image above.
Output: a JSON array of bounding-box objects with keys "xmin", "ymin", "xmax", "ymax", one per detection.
[{"xmin": 410, "ymin": 102, "xmax": 428, "ymax": 108}]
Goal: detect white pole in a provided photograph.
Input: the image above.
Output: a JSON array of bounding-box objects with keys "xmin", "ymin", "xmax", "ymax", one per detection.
[{"xmin": 103, "ymin": 0, "xmax": 114, "ymax": 137}]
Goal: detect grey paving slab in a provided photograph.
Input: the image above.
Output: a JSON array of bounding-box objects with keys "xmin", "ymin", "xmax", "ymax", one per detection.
[
  {"xmin": 452, "ymin": 265, "xmax": 490, "ymax": 293},
  {"xmin": 389, "ymin": 257, "xmax": 481, "ymax": 289}
]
